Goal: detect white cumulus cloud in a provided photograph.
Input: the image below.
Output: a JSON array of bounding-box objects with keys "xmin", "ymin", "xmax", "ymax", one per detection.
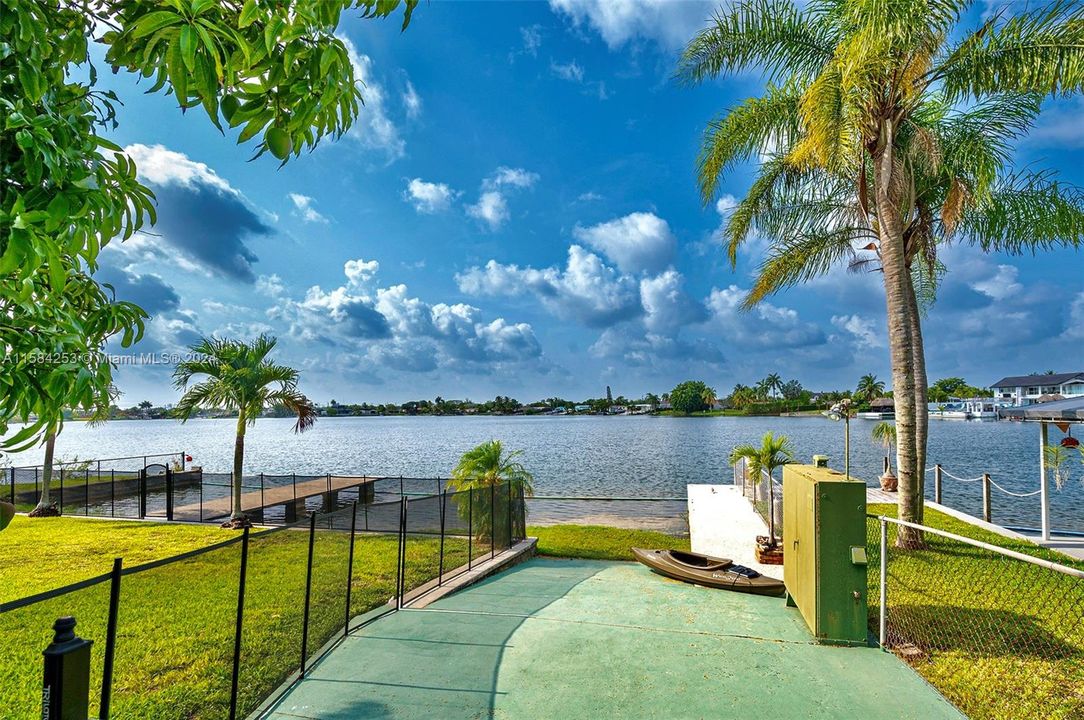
[
  {"xmin": 573, "ymin": 211, "xmax": 675, "ymax": 274},
  {"xmin": 404, "ymin": 178, "xmax": 456, "ymax": 213},
  {"xmin": 457, "ymin": 245, "xmax": 642, "ymax": 327},
  {"xmin": 466, "ymin": 191, "xmax": 510, "ymax": 230},
  {"xmin": 548, "ymin": 0, "xmax": 714, "ymax": 51},
  {"xmin": 339, "ymin": 36, "xmax": 405, "ymax": 161},
  {"xmin": 288, "ymin": 193, "xmax": 327, "ymax": 224}
]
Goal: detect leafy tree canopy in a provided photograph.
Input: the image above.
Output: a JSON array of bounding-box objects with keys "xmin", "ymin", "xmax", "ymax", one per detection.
[
  {"xmin": 669, "ymin": 380, "xmax": 715, "ymax": 415},
  {"xmin": 1, "ymin": 0, "xmax": 416, "ymax": 450}
]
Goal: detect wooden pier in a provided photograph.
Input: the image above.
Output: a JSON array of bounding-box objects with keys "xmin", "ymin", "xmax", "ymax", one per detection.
[{"xmin": 174, "ymin": 474, "xmax": 381, "ymax": 523}]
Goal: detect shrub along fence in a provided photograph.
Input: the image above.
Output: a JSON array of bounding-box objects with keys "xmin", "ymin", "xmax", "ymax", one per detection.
[
  {"xmin": 1, "ymin": 482, "xmax": 525, "ymax": 720},
  {"xmin": 866, "ymin": 514, "xmax": 1084, "ymax": 720}
]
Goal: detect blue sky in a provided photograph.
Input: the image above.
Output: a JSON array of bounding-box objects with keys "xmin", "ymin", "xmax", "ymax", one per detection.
[{"xmin": 94, "ymin": 1, "xmax": 1084, "ymax": 405}]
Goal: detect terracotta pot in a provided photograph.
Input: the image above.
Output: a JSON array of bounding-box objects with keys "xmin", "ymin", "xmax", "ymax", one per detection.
[{"xmin": 880, "ymin": 472, "xmax": 898, "ymax": 492}]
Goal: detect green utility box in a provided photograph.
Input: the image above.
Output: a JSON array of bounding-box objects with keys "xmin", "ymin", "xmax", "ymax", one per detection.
[{"xmin": 782, "ymin": 464, "xmax": 868, "ymax": 645}]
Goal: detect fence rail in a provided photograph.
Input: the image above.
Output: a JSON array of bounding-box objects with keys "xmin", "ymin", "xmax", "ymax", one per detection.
[
  {"xmin": 868, "ymin": 514, "xmax": 1084, "ymax": 720},
  {"xmin": 2, "ymin": 481, "xmax": 526, "ymax": 720}
]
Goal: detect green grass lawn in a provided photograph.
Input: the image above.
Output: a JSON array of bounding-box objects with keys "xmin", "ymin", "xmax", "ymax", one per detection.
[
  {"xmin": 528, "ymin": 524, "xmax": 689, "ymax": 561},
  {"xmin": 0, "ymin": 516, "xmax": 233, "ymax": 601},
  {"xmin": 867, "ymin": 504, "xmax": 1084, "ymax": 720},
  {"xmin": 1, "ymin": 516, "xmax": 470, "ymax": 720}
]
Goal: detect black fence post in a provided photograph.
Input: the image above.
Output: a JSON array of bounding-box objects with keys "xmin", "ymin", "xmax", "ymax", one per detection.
[
  {"xmin": 467, "ymin": 490, "xmax": 473, "ymax": 570},
  {"xmin": 228, "ymin": 528, "xmax": 250, "ymax": 720},
  {"xmin": 438, "ymin": 490, "xmax": 446, "ymax": 587},
  {"xmin": 292, "ymin": 473, "xmax": 297, "ymax": 502},
  {"xmin": 199, "ymin": 473, "xmax": 204, "ymax": 523},
  {"xmin": 260, "ymin": 473, "xmax": 265, "ymax": 516},
  {"xmin": 344, "ymin": 501, "xmax": 358, "ymax": 638},
  {"xmin": 99, "ymin": 558, "xmax": 122, "ymax": 719},
  {"xmin": 399, "ymin": 475, "xmax": 404, "ymax": 498},
  {"xmin": 299, "ymin": 512, "xmax": 317, "ymax": 678},
  {"xmin": 395, "ymin": 499, "xmax": 407, "ymax": 609},
  {"xmin": 41, "ymin": 616, "xmax": 92, "ymax": 720},
  {"xmin": 490, "ymin": 484, "xmax": 495, "ymax": 559},
  {"xmin": 84, "ymin": 469, "xmax": 89, "ymax": 516},
  {"xmin": 138, "ymin": 469, "xmax": 146, "ymax": 519},
  {"xmin": 110, "ymin": 470, "xmax": 115, "ymax": 518},
  {"xmin": 165, "ymin": 470, "xmax": 174, "ymax": 521},
  {"xmin": 58, "ymin": 468, "xmax": 64, "ymax": 514}
]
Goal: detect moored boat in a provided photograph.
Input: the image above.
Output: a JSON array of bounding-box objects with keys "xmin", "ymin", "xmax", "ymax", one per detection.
[{"xmin": 631, "ymin": 548, "xmax": 786, "ymax": 596}]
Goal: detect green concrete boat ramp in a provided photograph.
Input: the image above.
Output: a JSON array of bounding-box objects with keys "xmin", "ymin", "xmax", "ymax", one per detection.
[{"xmin": 265, "ymin": 558, "xmax": 964, "ymax": 719}]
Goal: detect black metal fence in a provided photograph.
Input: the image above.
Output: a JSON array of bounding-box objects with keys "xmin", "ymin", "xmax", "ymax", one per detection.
[
  {"xmin": 5, "ymin": 453, "xmax": 186, "ymax": 515},
  {"xmin": 1, "ymin": 482, "xmax": 525, "ymax": 720}
]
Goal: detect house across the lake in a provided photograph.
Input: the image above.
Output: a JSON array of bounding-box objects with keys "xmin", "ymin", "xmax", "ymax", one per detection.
[{"xmin": 990, "ymin": 372, "xmax": 1084, "ymax": 406}]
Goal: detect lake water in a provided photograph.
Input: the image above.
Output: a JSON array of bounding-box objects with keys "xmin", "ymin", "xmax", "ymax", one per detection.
[{"xmin": 6, "ymin": 415, "xmax": 1082, "ymax": 534}]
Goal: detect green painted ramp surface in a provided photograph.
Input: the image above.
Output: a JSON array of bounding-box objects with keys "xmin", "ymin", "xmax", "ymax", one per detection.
[{"xmin": 267, "ymin": 558, "xmax": 964, "ymax": 719}]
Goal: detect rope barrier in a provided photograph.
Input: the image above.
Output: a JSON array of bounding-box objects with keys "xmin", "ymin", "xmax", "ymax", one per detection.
[
  {"xmin": 932, "ymin": 465, "xmax": 1043, "ymax": 497},
  {"xmin": 940, "ymin": 468, "xmax": 986, "ymax": 482},
  {"xmin": 987, "ymin": 479, "xmax": 1042, "ymax": 498}
]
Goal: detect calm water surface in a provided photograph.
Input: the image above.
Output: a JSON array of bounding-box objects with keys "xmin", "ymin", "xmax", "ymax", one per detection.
[{"xmin": 7, "ymin": 415, "xmax": 1081, "ymax": 533}]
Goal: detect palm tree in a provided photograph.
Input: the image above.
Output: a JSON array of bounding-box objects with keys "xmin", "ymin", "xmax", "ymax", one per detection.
[
  {"xmin": 856, "ymin": 374, "xmax": 886, "ymax": 407},
  {"xmin": 764, "ymin": 373, "xmax": 783, "ymax": 399},
  {"xmin": 728, "ymin": 432, "xmax": 792, "ymax": 547},
  {"xmin": 680, "ymin": 1, "xmax": 1084, "ymax": 541},
  {"xmin": 872, "ymin": 421, "xmax": 898, "ymax": 476},
  {"xmin": 701, "ymin": 385, "xmax": 719, "ymax": 409},
  {"xmin": 447, "ymin": 440, "xmax": 535, "ymax": 540},
  {"xmin": 174, "ymin": 335, "xmax": 316, "ymax": 528}
]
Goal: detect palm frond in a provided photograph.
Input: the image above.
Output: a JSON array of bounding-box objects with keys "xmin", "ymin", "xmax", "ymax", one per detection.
[
  {"xmin": 744, "ymin": 226, "xmax": 865, "ymax": 307},
  {"xmin": 265, "ymin": 388, "xmax": 317, "ymax": 433},
  {"xmin": 956, "ymin": 170, "xmax": 1084, "ymax": 253},
  {"xmin": 677, "ymin": 0, "xmax": 835, "ymax": 85},
  {"xmin": 935, "ymin": 2, "xmax": 1084, "ymax": 99},
  {"xmin": 697, "ymin": 83, "xmax": 804, "ymax": 204}
]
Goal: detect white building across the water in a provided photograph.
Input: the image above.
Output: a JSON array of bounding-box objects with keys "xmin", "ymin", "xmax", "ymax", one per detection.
[{"xmin": 991, "ymin": 372, "xmax": 1084, "ymax": 406}]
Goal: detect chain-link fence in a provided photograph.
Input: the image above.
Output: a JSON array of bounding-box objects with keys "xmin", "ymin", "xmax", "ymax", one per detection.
[
  {"xmin": 867, "ymin": 514, "xmax": 1084, "ymax": 720},
  {"xmin": 1, "ymin": 481, "xmax": 526, "ymax": 720}
]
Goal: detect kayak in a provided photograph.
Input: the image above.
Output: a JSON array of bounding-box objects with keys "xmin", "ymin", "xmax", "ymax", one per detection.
[{"xmin": 631, "ymin": 548, "xmax": 786, "ymax": 597}]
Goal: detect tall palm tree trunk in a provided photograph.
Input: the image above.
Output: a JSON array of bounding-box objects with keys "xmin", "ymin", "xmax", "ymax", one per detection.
[
  {"xmin": 232, "ymin": 412, "xmax": 246, "ymax": 521},
  {"xmin": 874, "ymin": 147, "xmax": 922, "ymax": 546},
  {"xmin": 904, "ymin": 272, "xmax": 930, "ymax": 523},
  {"xmin": 29, "ymin": 432, "xmax": 58, "ymax": 516}
]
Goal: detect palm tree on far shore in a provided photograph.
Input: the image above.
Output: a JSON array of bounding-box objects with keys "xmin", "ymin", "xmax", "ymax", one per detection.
[
  {"xmin": 764, "ymin": 373, "xmax": 783, "ymax": 399},
  {"xmin": 729, "ymin": 432, "xmax": 792, "ymax": 547},
  {"xmin": 174, "ymin": 335, "xmax": 316, "ymax": 528},
  {"xmin": 701, "ymin": 385, "xmax": 719, "ymax": 409},
  {"xmin": 680, "ymin": 0, "xmax": 1084, "ymax": 541},
  {"xmin": 856, "ymin": 374, "xmax": 886, "ymax": 407}
]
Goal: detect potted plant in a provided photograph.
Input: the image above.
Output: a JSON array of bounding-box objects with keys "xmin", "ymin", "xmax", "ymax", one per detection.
[{"xmin": 872, "ymin": 421, "xmax": 898, "ymax": 492}]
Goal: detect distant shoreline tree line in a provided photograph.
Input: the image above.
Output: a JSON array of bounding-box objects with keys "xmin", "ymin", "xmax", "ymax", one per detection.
[{"xmin": 92, "ymin": 372, "xmax": 992, "ymax": 421}]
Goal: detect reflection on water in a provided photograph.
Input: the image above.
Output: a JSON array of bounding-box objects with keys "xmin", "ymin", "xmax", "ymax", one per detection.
[{"xmin": 9, "ymin": 415, "xmax": 1082, "ymax": 533}]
